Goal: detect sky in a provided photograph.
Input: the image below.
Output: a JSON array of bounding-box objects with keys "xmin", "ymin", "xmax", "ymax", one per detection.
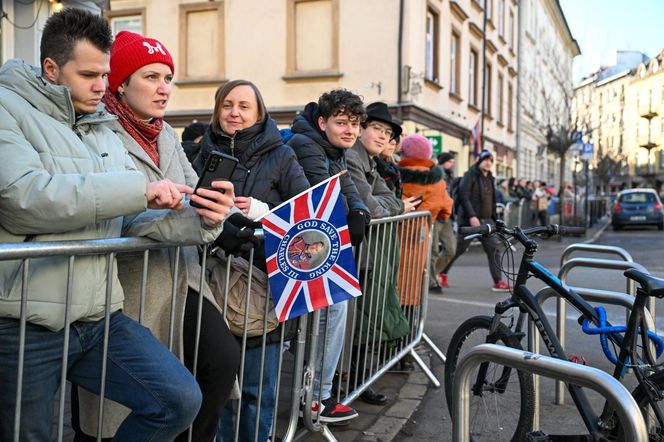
[{"xmin": 558, "ymin": 0, "xmax": 664, "ymax": 84}]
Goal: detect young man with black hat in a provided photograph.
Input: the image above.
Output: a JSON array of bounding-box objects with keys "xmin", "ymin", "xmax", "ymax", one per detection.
[
  {"xmin": 346, "ymin": 102, "xmax": 419, "ymax": 217},
  {"xmin": 344, "ymin": 102, "xmax": 416, "ymax": 406},
  {"xmin": 442, "ymin": 150, "xmax": 511, "ymax": 291}
]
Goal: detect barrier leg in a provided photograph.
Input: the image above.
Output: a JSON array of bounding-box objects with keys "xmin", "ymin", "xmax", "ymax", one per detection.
[
  {"xmin": 409, "ymin": 349, "xmax": 441, "ymax": 388},
  {"xmin": 422, "ymin": 332, "xmax": 446, "ymax": 363}
]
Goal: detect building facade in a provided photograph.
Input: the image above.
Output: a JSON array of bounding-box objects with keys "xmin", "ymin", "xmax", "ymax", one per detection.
[
  {"xmin": 571, "ymin": 50, "xmax": 664, "ymax": 192},
  {"xmin": 99, "ymin": 0, "xmax": 520, "ymax": 177},
  {"xmin": 516, "ymin": 0, "xmax": 579, "ymax": 184},
  {"xmin": 5, "ymin": 1, "xmax": 593, "ymax": 179}
]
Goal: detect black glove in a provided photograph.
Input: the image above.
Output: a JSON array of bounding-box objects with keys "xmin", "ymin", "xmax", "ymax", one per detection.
[
  {"xmin": 347, "ymin": 209, "xmax": 370, "ymax": 247},
  {"xmin": 214, "ymin": 213, "xmax": 261, "ymax": 257}
]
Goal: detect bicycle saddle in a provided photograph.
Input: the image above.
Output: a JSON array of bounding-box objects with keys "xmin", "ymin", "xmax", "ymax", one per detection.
[{"xmin": 624, "ymin": 268, "xmax": 664, "ymax": 298}]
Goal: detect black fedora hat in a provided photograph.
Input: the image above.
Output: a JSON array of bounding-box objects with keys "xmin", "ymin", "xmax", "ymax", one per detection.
[{"xmin": 365, "ymin": 102, "xmax": 402, "ymax": 139}]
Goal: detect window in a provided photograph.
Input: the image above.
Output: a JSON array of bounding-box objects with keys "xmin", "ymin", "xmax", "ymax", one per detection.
[
  {"xmin": 486, "ymin": 0, "xmax": 493, "ymax": 21},
  {"xmin": 425, "ymin": 6, "xmax": 439, "ymax": 82},
  {"xmin": 469, "ymin": 48, "xmax": 479, "ymax": 106},
  {"xmin": 179, "ymin": 2, "xmax": 225, "ymax": 82},
  {"xmin": 497, "ymin": 72, "xmax": 504, "ymax": 123},
  {"xmin": 508, "ymin": 82, "xmax": 514, "ymax": 130},
  {"xmin": 286, "ymin": 0, "xmax": 340, "ymax": 78},
  {"xmin": 105, "ymin": 8, "xmax": 145, "ymax": 36},
  {"xmin": 485, "ymin": 62, "xmax": 492, "ymax": 116},
  {"xmin": 450, "ymin": 31, "xmax": 461, "ymax": 95},
  {"xmin": 498, "ymin": 0, "xmax": 505, "ymax": 38}
]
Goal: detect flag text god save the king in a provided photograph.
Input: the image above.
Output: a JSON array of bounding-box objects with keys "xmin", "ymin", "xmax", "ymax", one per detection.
[{"xmin": 260, "ymin": 173, "xmax": 362, "ymax": 322}]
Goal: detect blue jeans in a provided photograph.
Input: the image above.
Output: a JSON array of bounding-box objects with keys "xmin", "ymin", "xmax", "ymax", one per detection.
[
  {"xmin": 0, "ymin": 311, "xmax": 201, "ymax": 442},
  {"xmin": 312, "ymin": 302, "xmax": 347, "ymax": 400},
  {"xmin": 217, "ymin": 342, "xmax": 280, "ymax": 442}
]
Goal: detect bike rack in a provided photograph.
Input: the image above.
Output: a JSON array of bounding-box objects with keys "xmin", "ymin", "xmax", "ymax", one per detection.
[
  {"xmin": 530, "ymin": 285, "xmax": 656, "ymax": 422},
  {"xmin": 560, "ymin": 243, "xmax": 634, "ymax": 267},
  {"xmin": 560, "ymin": 244, "xmax": 635, "ymax": 298},
  {"xmin": 452, "ymin": 344, "xmax": 647, "ymax": 442}
]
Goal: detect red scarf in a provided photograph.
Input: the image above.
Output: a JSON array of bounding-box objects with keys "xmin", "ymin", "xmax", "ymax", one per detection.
[{"xmin": 102, "ymin": 90, "xmax": 163, "ymax": 167}]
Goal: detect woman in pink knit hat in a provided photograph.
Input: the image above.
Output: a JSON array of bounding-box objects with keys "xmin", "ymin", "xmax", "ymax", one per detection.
[
  {"xmin": 73, "ymin": 31, "xmax": 242, "ymax": 442},
  {"xmin": 396, "ymin": 134, "xmax": 452, "ymax": 300}
]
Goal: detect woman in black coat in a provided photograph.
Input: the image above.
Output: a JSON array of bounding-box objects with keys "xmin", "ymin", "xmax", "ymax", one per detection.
[{"xmin": 194, "ymin": 79, "xmax": 310, "ymax": 442}]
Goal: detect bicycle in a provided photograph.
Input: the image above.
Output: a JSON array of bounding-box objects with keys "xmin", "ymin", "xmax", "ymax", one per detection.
[{"xmin": 443, "ymin": 220, "xmax": 664, "ymax": 441}]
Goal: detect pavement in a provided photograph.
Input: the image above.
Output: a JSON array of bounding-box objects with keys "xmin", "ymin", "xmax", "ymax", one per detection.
[{"xmin": 300, "ymin": 218, "xmax": 612, "ymax": 442}]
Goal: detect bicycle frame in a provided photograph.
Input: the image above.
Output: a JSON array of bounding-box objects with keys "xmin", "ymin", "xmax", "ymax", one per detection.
[{"xmin": 479, "ymin": 230, "xmax": 664, "ymax": 437}]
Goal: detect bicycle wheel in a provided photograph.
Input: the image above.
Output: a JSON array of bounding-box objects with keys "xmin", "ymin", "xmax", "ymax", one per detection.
[
  {"xmin": 444, "ymin": 315, "xmax": 535, "ymax": 442},
  {"xmin": 617, "ymin": 370, "xmax": 664, "ymax": 440}
]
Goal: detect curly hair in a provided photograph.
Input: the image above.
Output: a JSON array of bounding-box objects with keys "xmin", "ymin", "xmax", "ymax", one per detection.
[
  {"xmin": 40, "ymin": 8, "xmax": 112, "ymax": 69},
  {"xmin": 317, "ymin": 89, "xmax": 366, "ymax": 121}
]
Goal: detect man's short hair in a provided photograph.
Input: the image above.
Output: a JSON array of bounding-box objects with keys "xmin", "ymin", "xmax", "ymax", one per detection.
[
  {"xmin": 318, "ymin": 89, "xmax": 366, "ymax": 121},
  {"xmin": 40, "ymin": 8, "xmax": 113, "ymax": 69}
]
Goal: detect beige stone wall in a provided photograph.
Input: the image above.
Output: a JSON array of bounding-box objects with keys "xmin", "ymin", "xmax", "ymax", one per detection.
[{"xmin": 108, "ymin": 0, "xmax": 523, "ymax": 176}]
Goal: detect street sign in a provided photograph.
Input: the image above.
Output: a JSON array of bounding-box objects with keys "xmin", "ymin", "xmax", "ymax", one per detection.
[
  {"xmin": 581, "ymin": 143, "xmax": 594, "ymax": 160},
  {"xmin": 426, "ymin": 134, "xmax": 443, "ymax": 157}
]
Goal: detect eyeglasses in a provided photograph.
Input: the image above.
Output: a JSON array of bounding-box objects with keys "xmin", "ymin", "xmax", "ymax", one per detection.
[{"xmin": 368, "ymin": 123, "xmax": 393, "ymax": 138}]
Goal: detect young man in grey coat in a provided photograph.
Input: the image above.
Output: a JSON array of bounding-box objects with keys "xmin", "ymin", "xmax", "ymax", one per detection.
[{"xmin": 0, "ymin": 9, "xmax": 233, "ymax": 441}]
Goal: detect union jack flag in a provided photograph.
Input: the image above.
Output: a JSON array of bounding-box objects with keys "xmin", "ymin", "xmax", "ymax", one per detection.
[
  {"xmin": 260, "ymin": 173, "xmax": 362, "ymax": 322},
  {"xmin": 470, "ymin": 118, "xmax": 482, "ymax": 159}
]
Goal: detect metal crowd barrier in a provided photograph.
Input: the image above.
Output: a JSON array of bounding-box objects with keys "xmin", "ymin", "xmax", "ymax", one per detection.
[
  {"xmin": 1, "ymin": 211, "xmax": 441, "ymax": 442},
  {"xmin": 452, "ymin": 344, "xmax": 647, "ymax": 442}
]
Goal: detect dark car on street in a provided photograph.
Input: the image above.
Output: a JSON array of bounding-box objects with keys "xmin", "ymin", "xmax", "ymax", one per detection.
[{"xmin": 611, "ymin": 188, "xmax": 664, "ymax": 230}]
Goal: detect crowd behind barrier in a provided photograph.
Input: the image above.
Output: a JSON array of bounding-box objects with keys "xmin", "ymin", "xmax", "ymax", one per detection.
[
  {"xmin": 499, "ymin": 196, "xmax": 610, "ymax": 229},
  {"xmin": 1, "ymin": 211, "xmax": 433, "ymax": 442}
]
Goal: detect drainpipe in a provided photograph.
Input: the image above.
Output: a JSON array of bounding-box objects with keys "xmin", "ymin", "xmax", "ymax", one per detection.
[
  {"xmin": 515, "ymin": 0, "xmax": 524, "ymax": 177},
  {"xmin": 397, "ymin": 0, "xmax": 404, "ymax": 122}
]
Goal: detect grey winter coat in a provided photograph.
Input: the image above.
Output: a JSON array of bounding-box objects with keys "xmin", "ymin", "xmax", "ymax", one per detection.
[
  {"xmin": 77, "ymin": 119, "xmax": 226, "ymax": 438},
  {"xmin": 0, "ymin": 60, "xmax": 215, "ymax": 331},
  {"xmin": 345, "ymin": 141, "xmax": 404, "ymax": 218}
]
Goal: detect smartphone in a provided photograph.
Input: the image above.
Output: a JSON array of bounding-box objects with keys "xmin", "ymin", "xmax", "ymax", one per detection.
[{"xmin": 190, "ymin": 151, "xmax": 238, "ymax": 208}]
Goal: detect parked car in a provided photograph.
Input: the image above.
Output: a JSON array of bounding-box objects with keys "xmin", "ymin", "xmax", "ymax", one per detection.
[{"xmin": 611, "ymin": 188, "xmax": 664, "ymax": 230}]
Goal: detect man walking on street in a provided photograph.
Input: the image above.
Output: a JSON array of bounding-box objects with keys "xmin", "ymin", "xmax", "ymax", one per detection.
[{"xmin": 441, "ymin": 150, "xmax": 510, "ymax": 291}]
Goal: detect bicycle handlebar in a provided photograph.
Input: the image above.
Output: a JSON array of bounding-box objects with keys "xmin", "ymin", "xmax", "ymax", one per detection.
[{"xmin": 459, "ymin": 222, "xmax": 586, "ymax": 241}]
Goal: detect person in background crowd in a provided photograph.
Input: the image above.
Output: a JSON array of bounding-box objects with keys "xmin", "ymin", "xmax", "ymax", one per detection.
[
  {"xmin": 375, "ymin": 136, "xmax": 403, "ymax": 197},
  {"xmin": 514, "ymin": 177, "xmax": 532, "ymax": 200},
  {"xmin": 496, "ymin": 177, "xmax": 517, "ymax": 205},
  {"xmin": 397, "ymin": 134, "xmax": 452, "ymax": 295},
  {"xmin": 431, "ymin": 152, "xmax": 457, "ymax": 291},
  {"xmin": 0, "ymin": 9, "xmax": 204, "ymax": 441},
  {"xmin": 442, "ymin": 150, "xmax": 511, "ymax": 292},
  {"xmin": 181, "ymin": 120, "xmax": 208, "ymax": 163},
  {"xmin": 288, "ymin": 88, "xmax": 371, "ymax": 423},
  {"xmin": 533, "ymin": 180, "xmax": 549, "ymax": 226},
  {"xmin": 193, "ymin": 79, "xmax": 310, "ymax": 442},
  {"xmin": 345, "ymin": 101, "xmax": 413, "ymax": 406},
  {"xmin": 74, "ymin": 30, "xmax": 242, "ymax": 442}
]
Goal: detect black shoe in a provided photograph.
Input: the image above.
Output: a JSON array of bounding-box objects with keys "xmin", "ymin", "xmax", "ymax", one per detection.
[
  {"xmin": 360, "ymin": 387, "xmax": 389, "ymax": 405},
  {"xmin": 429, "ymin": 285, "xmax": 444, "ymax": 294}
]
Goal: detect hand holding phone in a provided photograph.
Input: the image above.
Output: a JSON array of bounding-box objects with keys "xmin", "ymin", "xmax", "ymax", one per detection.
[{"xmin": 191, "ymin": 151, "xmax": 238, "ymax": 209}]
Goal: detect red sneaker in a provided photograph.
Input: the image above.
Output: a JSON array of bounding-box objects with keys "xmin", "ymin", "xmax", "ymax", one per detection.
[
  {"xmin": 439, "ymin": 273, "xmax": 449, "ymax": 288},
  {"xmin": 492, "ymin": 280, "xmax": 512, "ymax": 292}
]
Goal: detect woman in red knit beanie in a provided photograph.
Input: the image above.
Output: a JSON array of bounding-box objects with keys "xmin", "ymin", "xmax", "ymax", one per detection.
[{"xmin": 73, "ymin": 31, "xmax": 241, "ymax": 442}]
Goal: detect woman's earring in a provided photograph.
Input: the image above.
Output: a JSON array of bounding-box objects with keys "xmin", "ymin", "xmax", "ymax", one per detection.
[{"xmin": 118, "ymin": 89, "xmax": 125, "ymax": 98}]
